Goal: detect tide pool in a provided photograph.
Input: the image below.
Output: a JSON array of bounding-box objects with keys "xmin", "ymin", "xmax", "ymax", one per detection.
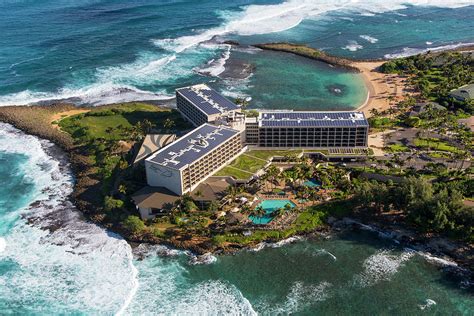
[{"xmin": 222, "ymin": 49, "xmax": 368, "ymax": 110}]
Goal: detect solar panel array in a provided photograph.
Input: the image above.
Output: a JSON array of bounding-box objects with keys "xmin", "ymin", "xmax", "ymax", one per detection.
[
  {"xmin": 259, "ymin": 111, "xmax": 369, "ymax": 128},
  {"xmin": 148, "ymin": 124, "xmax": 240, "ymax": 170},
  {"xmin": 177, "ymin": 84, "xmax": 239, "ymax": 116}
]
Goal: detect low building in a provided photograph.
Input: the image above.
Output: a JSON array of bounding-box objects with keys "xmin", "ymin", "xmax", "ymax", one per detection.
[
  {"xmin": 176, "ymin": 84, "xmax": 242, "ymax": 127},
  {"xmin": 131, "ymin": 186, "xmax": 180, "ymax": 220},
  {"xmin": 449, "ymin": 84, "xmax": 474, "ymax": 102},
  {"xmin": 408, "ymin": 102, "xmax": 446, "ymax": 117},
  {"xmin": 145, "ymin": 124, "xmax": 245, "ymax": 195},
  {"xmin": 250, "ymin": 111, "xmax": 369, "ymax": 148},
  {"xmin": 190, "ymin": 178, "xmax": 231, "ymax": 206}
]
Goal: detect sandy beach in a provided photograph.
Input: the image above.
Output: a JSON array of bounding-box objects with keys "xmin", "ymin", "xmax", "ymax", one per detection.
[{"xmin": 354, "ymin": 61, "xmax": 411, "ymax": 118}]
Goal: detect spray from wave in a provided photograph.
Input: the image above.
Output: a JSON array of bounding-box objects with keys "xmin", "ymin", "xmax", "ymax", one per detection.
[
  {"xmin": 384, "ymin": 42, "xmax": 474, "ymax": 58},
  {"xmin": 0, "ymin": 0, "xmax": 472, "ymax": 106},
  {"xmin": 0, "ymin": 124, "xmax": 139, "ymax": 314}
]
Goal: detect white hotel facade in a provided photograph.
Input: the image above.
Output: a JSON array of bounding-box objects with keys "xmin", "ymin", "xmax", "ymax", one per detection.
[{"xmin": 145, "ymin": 84, "xmax": 369, "ymax": 196}]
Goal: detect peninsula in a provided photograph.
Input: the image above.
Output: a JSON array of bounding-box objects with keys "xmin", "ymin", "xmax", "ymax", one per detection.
[{"xmin": 0, "ymin": 47, "xmax": 472, "ymax": 272}]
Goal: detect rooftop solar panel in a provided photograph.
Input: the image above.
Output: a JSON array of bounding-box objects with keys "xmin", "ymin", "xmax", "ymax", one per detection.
[
  {"xmin": 259, "ymin": 111, "xmax": 369, "ymax": 128},
  {"xmin": 177, "ymin": 84, "xmax": 239, "ymax": 116},
  {"xmin": 147, "ymin": 124, "xmax": 240, "ymax": 170}
]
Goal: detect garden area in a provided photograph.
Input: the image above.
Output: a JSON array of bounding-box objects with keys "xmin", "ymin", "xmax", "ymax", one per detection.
[{"xmin": 215, "ymin": 149, "xmax": 303, "ymax": 180}]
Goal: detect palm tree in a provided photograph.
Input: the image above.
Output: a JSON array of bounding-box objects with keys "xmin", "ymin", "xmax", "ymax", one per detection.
[
  {"xmin": 163, "ymin": 118, "xmax": 175, "ymax": 130},
  {"xmin": 266, "ymin": 165, "xmax": 280, "ymax": 191},
  {"xmin": 284, "ymin": 203, "xmax": 294, "ymax": 213}
]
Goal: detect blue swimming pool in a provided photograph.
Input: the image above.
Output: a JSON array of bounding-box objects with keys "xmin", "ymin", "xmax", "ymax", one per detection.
[
  {"xmin": 303, "ymin": 179, "xmax": 321, "ymax": 188},
  {"xmin": 249, "ymin": 200, "xmax": 296, "ymax": 225}
]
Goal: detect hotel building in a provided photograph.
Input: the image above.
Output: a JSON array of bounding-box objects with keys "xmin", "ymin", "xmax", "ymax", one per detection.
[
  {"xmin": 247, "ymin": 111, "xmax": 369, "ymax": 149},
  {"xmin": 145, "ymin": 124, "xmax": 244, "ymax": 195},
  {"xmin": 176, "ymin": 84, "xmax": 243, "ymax": 127}
]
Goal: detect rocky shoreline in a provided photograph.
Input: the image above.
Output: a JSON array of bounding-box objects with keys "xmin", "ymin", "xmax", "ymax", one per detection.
[
  {"xmin": 253, "ymin": 43, "xmax": 372, "ymax": 72},
  {"xmin": 0, "ymin": 104, "xmax": 473, "ymax": 280}
]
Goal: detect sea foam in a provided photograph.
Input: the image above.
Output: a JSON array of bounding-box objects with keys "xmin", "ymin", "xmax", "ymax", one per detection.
[
  {"xmin": 353, "ymin": 249, "xmax": 415, "ymax": 287},
  {"xmin": 384, "ymin": 42, "xmax": 474, "ymax": 58},
  {"xmin": 360, "ymin": 35, "xmax": 379, "ymax": 44},
  {"xmin": 343, "ymin": 41, "xmax": 364, "ymax": 51},
  {"xmin": 0, "ymin": 124, "xmax": 139, "ymax": 314},
  {"xmin": 0, "ymin": 238, "xmax": 5, "ymax": 254},
  {"xmin": 0, "ymin": 0, "xmax": 472, "ymax": 107}
]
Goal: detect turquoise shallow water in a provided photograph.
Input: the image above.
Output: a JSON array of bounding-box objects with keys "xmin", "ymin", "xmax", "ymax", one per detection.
[
  {"xmin": 0, "ymin": 125, "xmax": 472, "ymax": 313},
  {"xmin": 223, "ymin": 50, "xmax": 368, "ymax": 110},
  {"xmin": 0, "ymin": 1, "xmax": 472, "ymax": 107},
  {"xmin": 1, "ymin": 1, "xmax": 474, "ymax": 314},
  {"xmin": 129, "ymin": 231, "xmax": 473, "ymax": 315}
]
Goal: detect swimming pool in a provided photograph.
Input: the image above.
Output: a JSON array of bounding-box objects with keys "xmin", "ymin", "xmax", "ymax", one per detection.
[
  {"xmin": 303, "ymin": 179, "xmax": 321, "ymax": 188},
  {"xmin": 249, "ymin": 200, "xmax": 296, "ymax": 225}
]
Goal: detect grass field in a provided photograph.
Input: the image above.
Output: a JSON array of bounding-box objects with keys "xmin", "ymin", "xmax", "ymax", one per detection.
[
  {"xmin": 413, "ymin": 137, "xmax": 462, "ymax": 154},
  {"xmin": 214, "ymin": 166, "xmax": 253, "ymax": 180},
  {"xmin": 245, "ymin": 150, "xmax": 303, "ymax": 161},
  {"xmin": 386, "ymin": 143, "xmax": 410, "ymax": 153},
  {"xmin": 214, "ymin": 150, "xmax": 303, "ymax": 179},
  {"xmin": 58, "ymin": 103, "xmax": 188, "ymax": 141}
]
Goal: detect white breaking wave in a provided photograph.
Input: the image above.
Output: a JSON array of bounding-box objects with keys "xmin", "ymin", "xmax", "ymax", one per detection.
[
  {"xmin": 1, "ymin": 0, "xmax": 472, "ymax": 106},
  {"xmin": 188, "ymin": 252, "xmax": 218, "ymax": 265},
  {"xmin": 258, "ymin": 281, "xmax": 331, "ymax": 314},
  {"xmin": 154, "ymin": 0, "xmax": 473, "ymax": 53},
  {"xmin": 0, "ymin": 83, "xmax": 173, "ymax": 107},
  {"xmin": 419, "ymin": 299, "xmax": 437, "ymax": 310},
  {"xmin": 197, "ymin": 44, "xmax": 232, "ymax": 77},
  {"xmin": 353, "ymin": 249, "xmax": 415, "ymax": 287},
  {"xmin": 0, "ymin": 238, "xmax": 5, "ymax": 254},
  {"xmin": 343, "ymin": 41, "xmax": 364, "ymax": 51},
  {"xmin": 124, "ymin": 254, "xmax": 257, "ymax": 315},
  {"xmin": 0, "ymin": 124, "xmax": 139, "ymax": 314},
  {"xmin": 360, "ymin": 35, "xmax": 379, "ymax": 44},
  {"xmin": 384, "ymin": 42, "xmax": 474, "ymax": 58},
  {"xmin": 250, "ymin": 236, "xmax": 303, "ymax": 252}
]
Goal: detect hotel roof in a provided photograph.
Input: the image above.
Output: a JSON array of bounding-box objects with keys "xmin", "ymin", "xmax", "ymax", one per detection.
[
  {"xmin": 258, "ymin": 111, "xmax": 369, "ymax": 128},
  {"xmin": 176, "ymin": 84, "xmax": 240, "ymax": 116},
  {"xmin": 147, "ymin": 124, "xmax": 240, "ymax": 170}
]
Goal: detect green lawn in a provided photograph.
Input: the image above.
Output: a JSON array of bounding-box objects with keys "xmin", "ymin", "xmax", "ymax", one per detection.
[
  {"xmin": 427, "ymin": 152, "xmax": 452, "ymax": 159},
  {"xmin": 214, "ymin": 149, "xmax": 304, "ymax": 179},
  {"xmin": 413, "ymin": 138, "xmax": 462, "ymax": 154},
  {"xmin": 231, "ymin": 154, "xmax": 268, "ymax": 173},
  {"xmin": 245, "ymin": 150, "xmax": 302, "ymax": 161},
  {"xmin": 214, "ymin": 166, "xmax": 253, "ymax": 180},
  {"xmin": 58, "ymin": 102, "xmax": 189, "ymax": 141},
  {"xmin": 386, "ymin": 143, "xmax": 410, "ymax": 153}
]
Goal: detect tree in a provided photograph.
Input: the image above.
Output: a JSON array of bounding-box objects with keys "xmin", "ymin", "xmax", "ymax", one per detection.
[
  {"xmin": 207, "ymin": 200, "xmax": 219, "ymax": 212},
  {"xmin": 104, "ymin": 196, "xmax": 124, "ymax": 212},
  {"xmin": 163, "ymin": 118, "xmax": 175, "ymax": 130},
  {"xmin": 235, "ymin": 97, "xmax": 250, "ymax": 110},
  {"xmin": 118, "ymin": 184, "xmax": 127, "ymax": 195},
  {"xmin": 122, "ymin": 215, "xmax": 145, "ymax": 234}
]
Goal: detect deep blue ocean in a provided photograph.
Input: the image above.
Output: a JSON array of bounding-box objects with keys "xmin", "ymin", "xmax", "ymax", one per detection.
[{"xmin": 1, "ymin": 1, "xmax": 474, "ymax": 314}]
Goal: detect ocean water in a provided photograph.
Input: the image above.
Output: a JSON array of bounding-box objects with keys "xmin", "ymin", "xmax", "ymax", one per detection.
[
  {"xmin": 1, "ymin": 1, "xmax": 474, "ymax": 314},
  {"xmin": 1, "ymin": 123, "xmax": 473, "ymax": 314},
  {"xmin": 0, "ymin": 0, "xmax": 473, "ymax": 107}
]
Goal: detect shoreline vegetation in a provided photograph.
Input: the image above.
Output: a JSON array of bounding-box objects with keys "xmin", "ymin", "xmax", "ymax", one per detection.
[{"xmin": 0, "ymin": 44, "xmax": 472, "ymax": 272}]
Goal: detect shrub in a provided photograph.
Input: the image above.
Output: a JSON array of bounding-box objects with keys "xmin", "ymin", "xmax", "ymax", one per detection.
[
  {"xmin": 122, "ymin": 215, "xmax": 145, "ymax": 234},
  {"xmin": 104, "ymin": 196, "xmax": 124, "ymax": 212}
]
